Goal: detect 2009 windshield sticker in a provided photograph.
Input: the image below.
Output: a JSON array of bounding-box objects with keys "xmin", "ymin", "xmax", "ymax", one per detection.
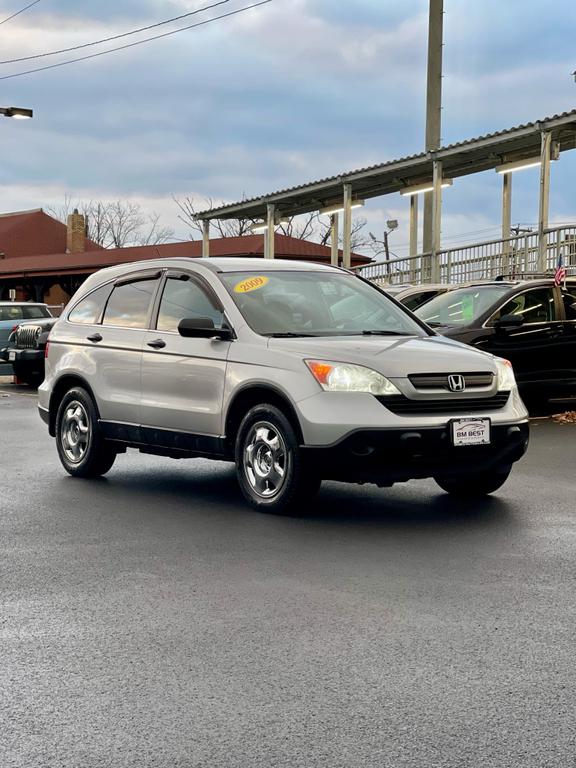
[{"xmin": 234, "ymin": 276, "xmax": 269, "ymax": 293}]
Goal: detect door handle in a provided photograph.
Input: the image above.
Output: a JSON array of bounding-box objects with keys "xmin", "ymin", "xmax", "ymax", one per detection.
[
  {"xmin": 147, "ymin": 339, "xmax": 166, "ymax": 349},
  {"xmin": 87, "ymin": 333, "xmax": 102, "ymax": 343}
]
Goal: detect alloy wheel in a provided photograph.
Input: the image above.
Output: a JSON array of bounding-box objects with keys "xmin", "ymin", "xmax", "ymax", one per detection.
[
  {"xmin": 243, "ymin": 421, "xmax": 289, "ymax": 499},
  {"xmin": 61, "ymin": 400, "xmax": 91, "ymax": 463}
]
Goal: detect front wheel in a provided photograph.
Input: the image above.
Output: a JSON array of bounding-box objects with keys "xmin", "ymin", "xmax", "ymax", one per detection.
[
  {"xmin": 55, "ymin": 387, "xmax": 117, "ymax": 478},
  {"xmin": 434, "ymin": 467, "xmax": 511, "ymax": 497},
  {"xmin": 235, "ymin": 404, "xmax": 321, "ymax": 514}
]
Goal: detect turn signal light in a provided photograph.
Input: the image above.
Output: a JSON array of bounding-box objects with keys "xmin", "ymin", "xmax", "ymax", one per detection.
[{"xmin": 306, "ymin": 361, "xmax": 333, "ymax": 385}]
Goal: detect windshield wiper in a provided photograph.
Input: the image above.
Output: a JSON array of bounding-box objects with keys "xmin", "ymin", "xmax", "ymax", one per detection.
[
  {"xmin": 360, "ymin": 330, "xmax": 415, "ymax": 336},
  {"xmin": 425, "ymin": 321, "xmax": 449, "ymax": 328},
  {"xmin": 265, "ymin": 332, "xmax": 318, "ymax": 338}
]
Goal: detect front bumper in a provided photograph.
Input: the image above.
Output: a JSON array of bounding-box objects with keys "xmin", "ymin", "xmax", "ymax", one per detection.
[
  {"xmin": 303, "ymin": 422, "xmax": 529, "ymax": 485},
  {"xmin": 0, "ymin": 347, "xmax": 44, "ymax": 365}
]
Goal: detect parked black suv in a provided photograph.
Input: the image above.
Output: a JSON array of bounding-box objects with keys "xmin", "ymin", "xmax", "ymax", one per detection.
[
  {"xmin": 414, "ymin": 278, "xmax": 576, "ymax": 405},
  {"xmin": 0, "ymin": 316, "xmax": 57, "ymax": 386}
]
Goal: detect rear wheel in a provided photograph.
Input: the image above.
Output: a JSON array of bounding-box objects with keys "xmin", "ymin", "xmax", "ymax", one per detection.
[
  {"xmin": 434, "ymin": 467, "xmax": 511, "ymax": 497},
  {"xmin": 55, "ymin": 387, "xmax": 117, "ymax": 477},
  {"xmin": 235, "ymin": 404, "xmax": 321, "ymax": 514}
]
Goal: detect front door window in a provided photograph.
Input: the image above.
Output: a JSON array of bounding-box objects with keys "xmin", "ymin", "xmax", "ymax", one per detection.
[{"xmin": 156, "ymin": 277, "xmax": 223, "ymax": 332}]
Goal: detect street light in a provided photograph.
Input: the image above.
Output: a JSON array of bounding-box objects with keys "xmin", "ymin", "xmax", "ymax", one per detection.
[
  {"xmin": 369, "ymin": 219, "xmax": 400, "ymax": 275},
  {"xmin": 0, "ymin": 106, "xmax": 33, "ymax": 120}
]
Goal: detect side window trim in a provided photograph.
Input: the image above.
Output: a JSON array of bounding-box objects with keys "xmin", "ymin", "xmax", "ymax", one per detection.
[{"xmin": 483, "ymin": 286, "xmax": 558, "ymax": 328}]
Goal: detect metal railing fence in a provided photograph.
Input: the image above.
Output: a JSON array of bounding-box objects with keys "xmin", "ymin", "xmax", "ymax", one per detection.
[{"xmin": 354, "ymin": 225, "xmax": 576, "ymax": 286}]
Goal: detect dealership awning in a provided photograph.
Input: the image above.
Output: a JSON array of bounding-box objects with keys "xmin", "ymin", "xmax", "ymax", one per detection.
[{"xmin": 195, "ymin": 109, "xmax": 576, "ymax": 273}]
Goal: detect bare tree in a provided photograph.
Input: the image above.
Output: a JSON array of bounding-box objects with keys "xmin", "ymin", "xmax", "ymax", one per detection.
[
  {"xmin": 173, "ymin": 195, "xmax": 369, "ymax": 252},
  {"xmin": 48, "ymin": 197, "xmax": 174, "ymax": 248},
  {"xmin": 316, "ymin": 214, "xmax": 370, "ymax": 252},
  {"xmin": 173, "ymin": 196, "xmax": 256, "ymax": 239}
]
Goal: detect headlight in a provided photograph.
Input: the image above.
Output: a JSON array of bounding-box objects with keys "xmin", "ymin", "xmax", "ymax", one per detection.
[
  {"xmin": 305, "ymin": 360, "xmax": 401, "ymax": 395},
  {"xmin": 495, "ymin": 357, "xmax": 516, "ymax": 391}
]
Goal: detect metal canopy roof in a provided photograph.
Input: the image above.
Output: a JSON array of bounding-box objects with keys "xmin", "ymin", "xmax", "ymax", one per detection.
[{"xmin": 196, "ymin": 109, "xmax": 576, "ymax": 221}]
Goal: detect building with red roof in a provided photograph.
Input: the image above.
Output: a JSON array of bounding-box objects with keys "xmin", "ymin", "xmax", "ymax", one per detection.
[{"xmin": 0, "ymin": 209, "xmax": 369, "ymax": 308}]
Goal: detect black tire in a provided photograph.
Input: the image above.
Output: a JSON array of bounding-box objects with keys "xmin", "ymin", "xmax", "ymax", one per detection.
[
  {"xmin": 434, "ymin": 467, "xmax": 511, "ymax": 497},
  {"xmin": 55, "ymin": 387, "xmax": 117, "ymax": 478},
  {"xmin": 12, "ymin": 362, "xmax": 43, "ymax": 388},
  {"xmin": 235, "ymin": 404, "xmax": 321, "ymax": 514}
]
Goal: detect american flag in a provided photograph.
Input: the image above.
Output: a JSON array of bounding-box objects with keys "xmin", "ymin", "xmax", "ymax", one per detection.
[{"xmin": 554, "ymin": 254, "xmax": 566, "ymax": 287}]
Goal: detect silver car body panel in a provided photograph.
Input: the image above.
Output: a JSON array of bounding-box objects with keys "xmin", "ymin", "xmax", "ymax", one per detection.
[{"xmin": 39, "ymin": 258, "xmax": 528, "ymax": 453}]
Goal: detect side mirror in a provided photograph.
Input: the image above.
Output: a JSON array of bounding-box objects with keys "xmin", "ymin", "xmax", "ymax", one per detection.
[
  {"xmin": 494, "ymin": 313, "xmax": 525, "ymax": 329},
  {"xmin": 178, "ymin": 317, "xmax": 233, "ymax": 340}
]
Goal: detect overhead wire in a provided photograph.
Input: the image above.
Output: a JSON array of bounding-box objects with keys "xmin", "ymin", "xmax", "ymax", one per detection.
[
  {"xmin": 0, "ymin": 0, "xmax": 41, "ymax": 27},
  {"xmin": 0, "ymin": 0, "xmax": 273, "ymax": 81},
  {"xmin": 0, "ymin": 0, "xmax": 231, "ymax": 64}
]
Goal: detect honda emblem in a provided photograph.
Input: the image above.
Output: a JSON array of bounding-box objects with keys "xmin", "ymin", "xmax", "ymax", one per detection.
[{"xmin": 448, "ymin": 374, "xmax": 466, "ymax": 393}]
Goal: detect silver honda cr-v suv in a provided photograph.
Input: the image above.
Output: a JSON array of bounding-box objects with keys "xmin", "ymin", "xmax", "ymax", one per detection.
[{"xmin": 38, "ymin": 258, "xmax": 529, "ymax": 513}]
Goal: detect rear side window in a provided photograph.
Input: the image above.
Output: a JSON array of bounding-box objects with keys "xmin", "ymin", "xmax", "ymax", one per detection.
[
  {"xmin": 156, "ymin": 277, "xmax": 223, "ymax": 333},
  {"xmin": 68, "ymin": 285, "xmax": 112, "ymax": 325},
  {"xmin": 102, "ymin": 278, "xmax": 159, "ymax": 329},
  {"xmin": 22, "ymin": 306, "xmax": 51, "ymax": 319}
]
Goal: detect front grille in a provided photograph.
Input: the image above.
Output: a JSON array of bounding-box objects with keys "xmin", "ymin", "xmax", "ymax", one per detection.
[
  {"xmin": 378, "ymin": 392, "xmax": 510, "ymax": 415},
  {"xmin": 408, "ymin": 372, "xmax": 494, "ymax": 391},
  {"xmin": 16, "ymin": 325, "xmax": 41, "ymax": 349}
]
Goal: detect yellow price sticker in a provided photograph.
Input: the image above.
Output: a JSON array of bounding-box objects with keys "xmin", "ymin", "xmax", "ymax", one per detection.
[{"xmin": 234, "ymin": 275, "xmax": 269, "ymax": 294}]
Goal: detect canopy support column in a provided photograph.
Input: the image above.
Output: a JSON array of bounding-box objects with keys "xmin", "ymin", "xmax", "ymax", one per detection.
[
  {"xmin": 330, "ymin": 213, "xmax": 339, "ymax": 266},
  {"xmin": 501, "ymin": 173, "xmax": 512, "ymax": 274},
  {"xmin": 409, "ymin": 194, "xmax": 419, "ymax": 282},
  {"xmin": 342, "ymin": 183, "xmax": 352, "ymax": 269},
  {"xmin": 202, "ymin": 220, "xmax": 210, "ymax": 258},
  {"xmin": 538, "ymin": 130, "xmax": 552, "ymax": 272},
  {"xmin": 430, "ymin": 159, "xmax": 443, "ymax": 283},
  {"xmin": 265, "ymin": 203, "xmax": 275, "ymax": 260}
]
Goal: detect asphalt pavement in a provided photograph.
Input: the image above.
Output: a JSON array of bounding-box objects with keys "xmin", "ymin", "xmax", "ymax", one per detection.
[{"xmin": 1, "ymin": 383, "xmax": 575, "ymax": 768}]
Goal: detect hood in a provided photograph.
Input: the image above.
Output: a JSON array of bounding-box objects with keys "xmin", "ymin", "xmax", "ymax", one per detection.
[{"xmin": 268, "ymin": 334, "xmax": 496, "ymax": 377}]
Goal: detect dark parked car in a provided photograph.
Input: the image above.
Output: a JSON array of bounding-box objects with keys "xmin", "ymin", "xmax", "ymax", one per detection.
[
  {"xmin": 0, "ymin": 302, "xmax": 53, "ymax": 377},
  {"xmin": 414, "ymin": 278, "xmax": 576, "ymax": 405},
  {"xmin": 0, "ymin": 312, "xmax": 57, "ymax": 386},
  {"xmin": 385, "ymin": 283, "xmax": 454, "ymax": 311}
]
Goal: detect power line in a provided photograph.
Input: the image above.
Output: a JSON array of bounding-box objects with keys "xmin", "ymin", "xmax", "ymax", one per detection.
[
  {"xmin": 0, "ymin": 0, "xmax": 41, "ymax": 27},
  {"xmin": 0, "ymin": 0, "xmax": 272, "ymax": 81},
  {"xmin": 0, "ymin": 0, "xmax": 231, "ymax": 64}
]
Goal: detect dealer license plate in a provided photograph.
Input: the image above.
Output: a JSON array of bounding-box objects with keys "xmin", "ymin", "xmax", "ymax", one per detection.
[
  {"xmin": 451, "ymin": 417, "xmax": 491, "ymax": 446},
  {"xmin": 8, "ymin": 350, "xmax": 16, "ymax": 361}
]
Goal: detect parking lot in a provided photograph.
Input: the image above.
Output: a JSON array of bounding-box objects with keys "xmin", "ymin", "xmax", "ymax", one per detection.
[{"xmin": 1, "ymin": 379, "xmax": 576, "ymax": 768}]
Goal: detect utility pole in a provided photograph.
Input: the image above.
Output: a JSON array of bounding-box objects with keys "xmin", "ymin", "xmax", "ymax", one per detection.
[{"xmin": 422, "ymin": 0, "xmax": 444, "ymax": 255}]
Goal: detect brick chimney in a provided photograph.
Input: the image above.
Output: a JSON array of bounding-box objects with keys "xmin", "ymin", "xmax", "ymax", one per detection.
[{"xmin": 66, "ymin": 209, "xmax": 86, "ymax": 253}]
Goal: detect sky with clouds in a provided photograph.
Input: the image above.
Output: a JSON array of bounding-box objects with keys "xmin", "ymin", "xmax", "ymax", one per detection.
[{"xmin": 1, "ymin": 0, "xmax": 576, "ymax": 254}]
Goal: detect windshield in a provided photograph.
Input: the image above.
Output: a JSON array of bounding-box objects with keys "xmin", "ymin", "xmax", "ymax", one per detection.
[
  {"xmin": 415, "ymin": 285, "xmax": 512, "ymax": 327},
  {"xmin": 219, "ymin": 271, "xmax": 427, "ymax": 337}
]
